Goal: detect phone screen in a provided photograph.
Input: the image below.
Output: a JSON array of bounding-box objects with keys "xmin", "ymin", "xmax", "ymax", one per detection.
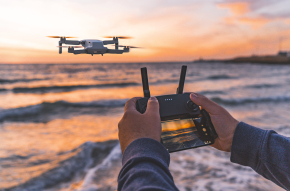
[{"xmin": 161, "ymin": 118, "xmax": 212, "ymax": 153}]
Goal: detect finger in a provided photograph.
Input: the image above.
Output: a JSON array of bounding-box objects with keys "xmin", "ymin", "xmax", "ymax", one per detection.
[
  {"xmin": 145, "ymin": 97, "xmax": 160, "ymax": 115},
  {"xmin": 190, "ymin": 93, "xmax": 222, "ymax": 115},
  {"xmin": 124, "ymin": 97, "xmax": 142, "ymax": 112}
]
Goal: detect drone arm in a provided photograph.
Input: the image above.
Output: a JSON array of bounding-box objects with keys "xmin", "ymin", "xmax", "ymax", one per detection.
[
  {"xmin": 103, "ymin": 40, "xmax": 116, "ymax": 45},
  {"xmin": 107, "ymin": 49, "xmax": 124, "ymax": 54},
  {"xmin": 68, "ymin": 47, "xmax": 86, "ymax": 54},
  {"xmin": 63, "ymin": 40, "xmax": 81, "ymax": 45},
  {"xmin": 73, "ymin": 49, "xmax": 86, "ymax": 54}
]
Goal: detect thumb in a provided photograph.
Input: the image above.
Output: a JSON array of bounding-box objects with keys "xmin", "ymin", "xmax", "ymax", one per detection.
[
  {"xmin": 190, "ymin": 93, "xmax": 222, "ymax": 115},
  {"xmin": 145, "ymin": 97, "xmax": 160, "ymax": 115}
]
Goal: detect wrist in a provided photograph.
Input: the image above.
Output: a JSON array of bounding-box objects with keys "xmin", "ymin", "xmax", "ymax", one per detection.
[
  {"xmin": 225, "ymin": 120, "xmax": 239, "ymax": 152},
  {"xmin": 121, "ymin": 137, "xmax": 170, "ymax": 166},
  {"xmin": 120, "ymin": 134, "xmax": 161, "ymax": 154},
  {"xmin": 214, "ymin": 119, "xmax": 239, "ymax": 152}
]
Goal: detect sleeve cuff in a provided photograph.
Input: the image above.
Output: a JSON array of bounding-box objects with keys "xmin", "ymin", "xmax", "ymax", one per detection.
[
  {"xmin": 230, "ymin": 122, "xmax": 268, "ymax": 169},
  {"xmin": 122, "ymin": 138, "xmax": 170, "ymax": 167}
]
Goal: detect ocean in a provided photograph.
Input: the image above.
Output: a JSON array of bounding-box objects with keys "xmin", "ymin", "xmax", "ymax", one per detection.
[{"xmin": 0, "ymin": 62, "xmax": 289, "ymax": 191}]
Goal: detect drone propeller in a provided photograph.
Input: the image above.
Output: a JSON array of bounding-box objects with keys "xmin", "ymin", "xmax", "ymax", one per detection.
[
  {"xmin": 103, "ymin": 36, "xmax": 132, "ymax": 39},
  {"xmin": 47, "ymin": 36, "xmax": 77, "ymax": 38},
  {"xmin": 57, "ymin": 46, "xmax": 83, "ymax": 48}
]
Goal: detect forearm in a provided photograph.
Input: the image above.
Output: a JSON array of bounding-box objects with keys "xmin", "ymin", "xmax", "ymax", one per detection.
[
  {"xmin": 231, "ymin": 122, "xmax": 290, "ymax": 190},
  {"xmin": 118, "ymin": 138, "xmax": 178, "ymax": 191}
]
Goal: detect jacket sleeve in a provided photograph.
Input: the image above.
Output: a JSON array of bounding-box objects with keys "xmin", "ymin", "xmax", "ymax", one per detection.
[
  {"xmin": 231, "ymin": 122, "xmax": 290, "ymax": 190},
  {"xmin": 118, "ymin": 138, "xmax": 178, "ymax": 191}
]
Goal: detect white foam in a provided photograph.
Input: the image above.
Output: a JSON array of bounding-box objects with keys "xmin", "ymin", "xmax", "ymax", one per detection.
[
  {"xmin": 169, "ymin": 147, "xmax": 284, "ymax": 191},
  {"xmin": 78, "ymin": 144, "xmax": 122, "ymax": 191}
]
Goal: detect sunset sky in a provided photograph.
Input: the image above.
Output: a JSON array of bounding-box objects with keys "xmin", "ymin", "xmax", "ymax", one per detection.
[{"xmin": 0, "ymin": 0, "xmax": 290, "ymax": 63}]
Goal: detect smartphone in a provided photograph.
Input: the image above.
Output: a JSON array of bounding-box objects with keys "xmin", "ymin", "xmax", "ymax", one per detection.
[{"xmin": 161, "ymin": 117, "xmax": 214, "ymax": 153}]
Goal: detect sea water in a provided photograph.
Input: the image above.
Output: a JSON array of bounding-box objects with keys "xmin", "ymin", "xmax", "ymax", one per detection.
[{"xmin": 0, "ymin": 62, "xmax": 289, "ymax": 191}]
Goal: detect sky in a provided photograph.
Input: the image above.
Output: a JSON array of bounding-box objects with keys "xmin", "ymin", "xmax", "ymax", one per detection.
[{"xmin": 0, "ymin": 0, "xmax": 290, "ymax": 64}]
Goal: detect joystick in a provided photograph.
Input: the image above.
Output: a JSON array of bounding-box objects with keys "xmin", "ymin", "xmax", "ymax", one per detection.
[
  {"xmin": 187, "ymin": 100, "xmax": 199, "ymax": 112},
  {"xmin": 136, "ymin": 65, "xmax": 218, "ymax": 152}
]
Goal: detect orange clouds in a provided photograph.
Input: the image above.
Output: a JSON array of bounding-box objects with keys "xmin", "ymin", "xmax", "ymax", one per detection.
[
  {"xmin": 217, "ymin": 2, "xmax": 272, "ymax": 29},
  {"xmin": 238, "ymin": 17, "xmax": 271, "ymax": 29},
  {"xmin": 218, "ymin": 2, "xmax": 249, "ymax": 16}
]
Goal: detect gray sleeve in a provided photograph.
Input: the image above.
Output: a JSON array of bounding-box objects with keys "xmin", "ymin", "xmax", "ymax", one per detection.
[
  {"xmin": 118, "ymin": 138, "xmax": 178, "ymax": 191},
  {"xmin": 231, "ymin": 122, "xmax": 290, "ymax": 190}
]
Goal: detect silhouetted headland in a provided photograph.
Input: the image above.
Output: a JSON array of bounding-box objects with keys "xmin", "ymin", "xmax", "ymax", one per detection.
[{"xmin": 194, "ymin": 52, "xmax": 290, "ymax": 64}]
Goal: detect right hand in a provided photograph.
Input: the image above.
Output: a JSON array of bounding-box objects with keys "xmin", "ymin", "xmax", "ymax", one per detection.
[{"xmin": 190, "ymin": 93, "xmax": 239, "ymax": 152}]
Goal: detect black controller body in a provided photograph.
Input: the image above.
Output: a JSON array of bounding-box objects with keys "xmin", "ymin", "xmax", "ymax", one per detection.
[
  {"xmin": 136, "ymin": 93, "xmax": 218, "ymax": 145},
  {"xmin": 136, "ymin": 66, "xmax": 218, "ymax": 152},
  {"xmin": 136, "ymin": 93, "xmax": 200, "ymax": 120}
]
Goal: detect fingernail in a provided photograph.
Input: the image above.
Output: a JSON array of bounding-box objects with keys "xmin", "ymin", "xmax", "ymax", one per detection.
[
  {"xmin": 149, "ymin": 96, "xmax": 157, "ymax": 101},
  {"xmin": 190, "ymin": 93, "xmax": 198, "ymax": 98}
]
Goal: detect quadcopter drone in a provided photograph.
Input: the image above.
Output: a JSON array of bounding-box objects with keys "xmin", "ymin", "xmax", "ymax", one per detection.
[{"xmin": 47, "ymin": 36, "xmax": 140, "ymax": 56}]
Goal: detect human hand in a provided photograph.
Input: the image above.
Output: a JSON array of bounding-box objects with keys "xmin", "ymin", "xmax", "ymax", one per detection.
[
  {"xmin": 118, "ymin": 97, "xmax": 161, "ymax": 153},
  {"xmin": 190, "ymin": 93, "xmax": 239, "ymax": 152}
]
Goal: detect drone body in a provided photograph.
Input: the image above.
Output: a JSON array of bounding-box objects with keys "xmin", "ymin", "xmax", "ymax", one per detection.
[{"xmin": 47, "ymin": 36, "xmax": 138, "ymax": 56}]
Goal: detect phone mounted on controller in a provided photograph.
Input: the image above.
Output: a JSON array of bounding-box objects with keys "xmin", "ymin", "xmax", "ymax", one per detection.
[{"xmin": 136, "ymin": 65, "xmax": 218, "ymax": 152}]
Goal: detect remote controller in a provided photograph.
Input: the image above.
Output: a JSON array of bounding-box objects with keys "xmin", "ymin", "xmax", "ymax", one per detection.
[{"xmin": 136, "ymin": 65, "xmax": 218, "ymax": 152}]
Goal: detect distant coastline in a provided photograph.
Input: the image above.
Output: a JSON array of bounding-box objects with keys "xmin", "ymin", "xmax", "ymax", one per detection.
[{"xmin": 194, "ymin": 55, "xmax": 290, "ymax": 64}]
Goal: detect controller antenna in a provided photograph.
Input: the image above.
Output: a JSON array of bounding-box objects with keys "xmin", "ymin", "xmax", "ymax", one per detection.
[
  {"xmin": 141, "ymin": 67, "xmax": 150, "ymax": 97},
  {"xmin": 177, "ymin": 65, "xmax": 187, "ymax": 94}
]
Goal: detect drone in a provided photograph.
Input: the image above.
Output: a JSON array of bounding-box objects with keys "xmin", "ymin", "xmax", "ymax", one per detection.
[{"xmin": 47, "ymin": 36, "xmax": 140, "ymax": 56}]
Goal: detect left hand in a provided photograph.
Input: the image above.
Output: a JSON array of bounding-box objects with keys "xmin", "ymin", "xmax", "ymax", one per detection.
[{"xmin": 118, "ymin": 97, "xmax": 161, "ymax": 153}]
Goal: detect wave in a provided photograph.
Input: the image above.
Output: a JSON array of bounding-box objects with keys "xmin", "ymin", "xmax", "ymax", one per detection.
[
  {"xmin": 152, "ymin": 79, "xmax": 179, "ymax": 84},
  {"xmin": 12, "ymin": 82, "xmax": 139, "ymax": 93},
  {"xmin": 244, "ymin": 84, "xmax": 281, "ymax": 89},
  {"xmin": 196, "ymin": 83, "xmax": 282, "ymax": 96},
  {"xmin": 198, "ymin": 90, "xmax": 225, "ymax": 95},
  {"xmin": 211, "ymin": 95, "xmax": 290, "ymax": 106},
  {"xmin": 5, "ymin": 140, "xmax": 119, "ymax": 191},
  {"xmin": 79, "ymin": 143, "xmax": 122, "ymax": 190},
  {"xmin": 0, "ymin": 154, "xmax": 35, "ymax": 162},
  {"xmin": 0, "ymin": 99, "xmax": 127, "ymax": 123},
  {"xmin": 277, "ymin": 126, "xmax": 290, "ymax": 136},
  {"xmin": 207, "ymin": 74, "xmax": 236, "ymax": 80},
  {"xmin": 0, "ymin": 78, "xmax": 49, "ymax": 84}
]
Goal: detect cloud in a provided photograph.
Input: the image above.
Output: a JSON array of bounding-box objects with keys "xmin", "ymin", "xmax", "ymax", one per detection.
[
  {"xmin": 217, "ymin": 0, "xmax": 290, "ymax": 29},
  {"xmin": 217, "ymin": 0, "xmax": 278, "ymax": 11},
  {"xmin": 238, "ymin": 17, "xmax": 271, "ymax": 29},
  {"xmin": 217, "ymin": 2, "xmax": 249, "ymax": 16},
  {"xmin": 217, "ymin": 0, "xmax": 290, "ymax": 19}
]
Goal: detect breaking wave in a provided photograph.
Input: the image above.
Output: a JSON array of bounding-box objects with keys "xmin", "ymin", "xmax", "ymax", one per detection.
[
  {"xmin": 244, "ymin": 83, "xmax": 281, "ymax": 89},
  {"xmin": 0, "ymin": 99, "xmax": 127, "ymax": 122},
  {"xmin": 211, "ymin": 95, "xmax": 290, "ymax": 106},
  {"xmin": 207, "ymin": 74, "xmax": 236, "ymax": 80},
  {"xmin": 4, "ymin": 140, "xmax": 119, "ymax": 191},
  {"xmin": 0, "ymin": 78, "xmax": 49, "ymax": 84},
  {"xmin": 198, "ymin": 90, "xmax": 225, "ymax": 95},
  {"xmin": 12, "ymin": 82, "xmax": 139, "ymax": 93}
]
